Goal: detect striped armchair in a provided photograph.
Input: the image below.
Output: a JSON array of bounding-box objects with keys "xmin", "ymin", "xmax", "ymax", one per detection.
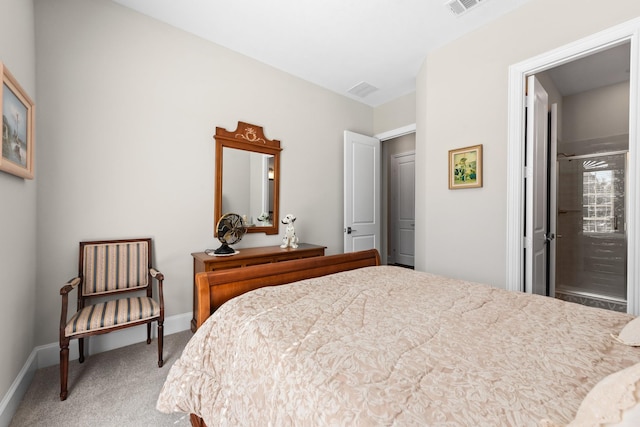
[{"xmin": 58, "ymin": 238, "xmax": 165, "ymax": 401}]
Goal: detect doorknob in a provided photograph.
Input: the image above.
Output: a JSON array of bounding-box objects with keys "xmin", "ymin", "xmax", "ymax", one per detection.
[
  {"xmin": 544, "ymin": 233, "xmax": 555, "ymax": 243},
  {"xmin": 345, "ymin": 227, "xmax": 357, "ymax": 234}
]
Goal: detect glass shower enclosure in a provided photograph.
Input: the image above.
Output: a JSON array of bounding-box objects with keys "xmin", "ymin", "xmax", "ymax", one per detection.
[{"xmin": 555, "ymin": 151, "xmax": 627, "ymax": 312}]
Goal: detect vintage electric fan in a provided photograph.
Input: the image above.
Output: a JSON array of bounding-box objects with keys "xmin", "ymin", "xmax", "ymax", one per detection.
[{"xmin": 212, "ymin": 213, "xmax": 247, "ymax": 255}]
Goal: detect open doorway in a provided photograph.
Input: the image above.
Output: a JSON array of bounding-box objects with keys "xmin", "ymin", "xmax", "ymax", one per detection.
[
  {"xmin": 533, "ymin": 43, "xmax": 630, "ymax": 312},
  {"xmin": 345, "ymin": 125, "xmax": 416, "ymax": 265},
  {"xmin": 506, "ymin": 18, "xmax": 640, "ymax": 315},
  {"xmin": 382, "ymin": 134, "xmax": 416, "ymax": 268}
]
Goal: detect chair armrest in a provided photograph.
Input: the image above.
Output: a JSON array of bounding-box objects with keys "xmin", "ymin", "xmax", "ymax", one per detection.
[
  {"xmin": 150, "ymin": 268, "xmax": 164, "ymax": 281},
  {"xmin": 60, "ymin": 277, "xmax": 81, "ymax": 342},
  {"xmin": 60, "ymin": 277, "xmax": 81, "ymax": 295},
  {"xmin": 150, "ymin": 268, "xmax": 164, "ymax": 317}
]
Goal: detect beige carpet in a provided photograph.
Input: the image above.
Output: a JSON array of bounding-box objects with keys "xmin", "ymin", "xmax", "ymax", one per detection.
[{"xmin": 10, "ymin": 330, "xmax": 193, "ymax": 427}]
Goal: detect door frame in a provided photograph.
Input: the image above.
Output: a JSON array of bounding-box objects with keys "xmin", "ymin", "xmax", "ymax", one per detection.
[
  {"xmin": 375, "ymin": 124, "xmax": 416, "ymax": 264},
  {"xmin": 548, "ymin": 103, "xmax": 558, "ymax": 299},
  {"xmin": 506, "ymin": 18, "xmax": 640, "ymax": 315},
  {"xmin": 375, "ymin": 124, "xmax": 416, "ymax": 141}
]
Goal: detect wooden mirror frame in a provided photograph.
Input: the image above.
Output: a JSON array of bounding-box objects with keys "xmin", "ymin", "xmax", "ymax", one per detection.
[{"xmin": 214, "ymin": 122, "xmax": 282, "ymax": 236}]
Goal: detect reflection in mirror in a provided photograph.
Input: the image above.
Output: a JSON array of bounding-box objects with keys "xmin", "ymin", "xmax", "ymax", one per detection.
[
  {"xmin": 222, "ymin": 148, "xmax": 274, "ymax": 226},
  {"xmin": 214, "ymin": 122, "xmax": 281, "ymax": 236}
]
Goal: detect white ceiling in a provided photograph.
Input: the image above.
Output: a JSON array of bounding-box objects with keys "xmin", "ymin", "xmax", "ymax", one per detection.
[
  {"xmin": 112, "ymin": 0, "xmax": 534, "ymax": 107},
  {"xmin": 544, "ymin": 42, "xmax": 631, "ymax": 96}
]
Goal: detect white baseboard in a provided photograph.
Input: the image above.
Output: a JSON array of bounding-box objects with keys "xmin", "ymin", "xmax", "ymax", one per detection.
[
  {"xmin": 0, "ymin": 312, "xmax": 192, "ymax": 427},
  {"xmin": 0, "ymin": 349, "xmax": 37, "ymax": 427}
]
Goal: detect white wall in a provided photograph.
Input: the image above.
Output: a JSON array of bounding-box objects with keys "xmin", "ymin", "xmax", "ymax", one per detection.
[
  {"xmin": 374, "ymin": 92, "xmax": 416, "ymax": 134},
  {"xmin": 33, "ymin": 0, "xmax": 373, "ymax": 346},
  {"xmin": 563, "ymin": 81, "xmax": 630, "ymax": 143},
  {"xmin": 0, "ymin": 0, "xmax": 36, "ymax": 404},
  {"xmin": 415, "ymin": 0, "xmax": 640, "ymax": 286}
]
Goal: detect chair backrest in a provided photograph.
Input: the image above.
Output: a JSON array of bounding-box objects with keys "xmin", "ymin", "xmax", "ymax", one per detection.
[{"xmin": 80, "ymin": 238, "xmax": 151, "ymax": 297}]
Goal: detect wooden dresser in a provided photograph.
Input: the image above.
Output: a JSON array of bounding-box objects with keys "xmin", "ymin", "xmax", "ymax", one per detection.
[{"xmin": 190, "ymin": 243, "xmax": 326, "ymax": 331}]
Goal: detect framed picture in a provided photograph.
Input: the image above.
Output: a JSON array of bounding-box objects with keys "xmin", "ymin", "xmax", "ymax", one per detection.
[
  {"xmin": 448, "ymin": 144, "xmax": 482, "ymax": 189},
  {"xmin": 1, "ymin": 62, "xmax": 34, "ymax": 179}
]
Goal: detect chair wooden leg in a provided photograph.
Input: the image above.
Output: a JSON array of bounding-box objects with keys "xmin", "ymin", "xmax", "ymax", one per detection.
[
  {"xmin": 60, "ymin": 342, "xmax": 69, "ymax": 401},
  {"xmin": 157, "ymin": 321, "xmax": 164, "ymax": 368},
  {"xmin": 146, "ymin": 322, "xmax": 151, "ymax": 344},
  {"xmin": 78, "ymin": 337, "xmax": 85, "ymax": 363}
]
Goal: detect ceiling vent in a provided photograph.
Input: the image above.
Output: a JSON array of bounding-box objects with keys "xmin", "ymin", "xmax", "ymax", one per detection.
[
  {"xmin": 347, "ymin": 81, "xmax": 378, "ymax": 98},
  {"xmin": 445, "ymin": 0, "xmax": 485, "ymax": 17}
]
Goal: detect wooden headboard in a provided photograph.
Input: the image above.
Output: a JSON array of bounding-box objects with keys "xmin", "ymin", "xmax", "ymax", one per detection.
[{"xmin": 193, "ymin": 249, "xmax": 380, "ymax": 330}]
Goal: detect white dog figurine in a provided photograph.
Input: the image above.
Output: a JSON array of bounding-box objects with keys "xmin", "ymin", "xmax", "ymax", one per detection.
[{"xmin": 280, "ymin": 213, "xmax": 299, "ymax": 249}]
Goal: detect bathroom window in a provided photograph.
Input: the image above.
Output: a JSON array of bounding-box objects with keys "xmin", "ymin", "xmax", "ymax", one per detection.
[{"xmin": 582, "ymin": 169, "xmax": 615, "ymax": 233}]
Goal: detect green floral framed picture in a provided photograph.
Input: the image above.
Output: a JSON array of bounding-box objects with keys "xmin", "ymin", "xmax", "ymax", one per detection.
[{"xmin": 449, "ymin": 144, "xmax": 482, "ymax": 189}]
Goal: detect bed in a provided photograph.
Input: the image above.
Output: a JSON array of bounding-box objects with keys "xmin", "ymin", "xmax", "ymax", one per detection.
[{"xmin": 157, "ymin": 249, "xmax": 640, "ymax": 426}]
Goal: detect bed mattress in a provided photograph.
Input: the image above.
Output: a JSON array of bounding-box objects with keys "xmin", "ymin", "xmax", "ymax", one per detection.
[{"xmin": 157, "ymin": 266, "xmax": 638, "ymax": 426}]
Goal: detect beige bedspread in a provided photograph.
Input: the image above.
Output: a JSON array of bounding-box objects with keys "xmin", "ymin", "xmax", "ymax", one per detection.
[{"xmin": 157, "ymin": 266, "xmax": 639, "ymax": 426}]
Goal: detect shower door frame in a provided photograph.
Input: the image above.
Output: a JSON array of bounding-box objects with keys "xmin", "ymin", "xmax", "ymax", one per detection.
[{"xmin": 555, "ymin": 150, "xmax": 628, "ymax": 307}]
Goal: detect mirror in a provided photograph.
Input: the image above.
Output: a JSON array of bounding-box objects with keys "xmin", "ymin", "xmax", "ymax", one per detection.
[
  {"xmin": 221, "ymin": 149, "xmax": 274, "ymax": 225},
  {"xmin": 214, "ymin": 122, "xmax": 281, "ymax": 236}
]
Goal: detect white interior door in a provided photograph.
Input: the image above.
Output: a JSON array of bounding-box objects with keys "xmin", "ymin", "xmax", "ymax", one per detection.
[
  {"xmin": 525, "ymin": 75, "xmax": 549, "ymax": 295},
  {"xmin": 344, "ymin": 131, "xmax": 381, "ymax": 253},
  {"xmin": 391, "ymin": 152, "xmax": 415, "ymax": 266}
]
